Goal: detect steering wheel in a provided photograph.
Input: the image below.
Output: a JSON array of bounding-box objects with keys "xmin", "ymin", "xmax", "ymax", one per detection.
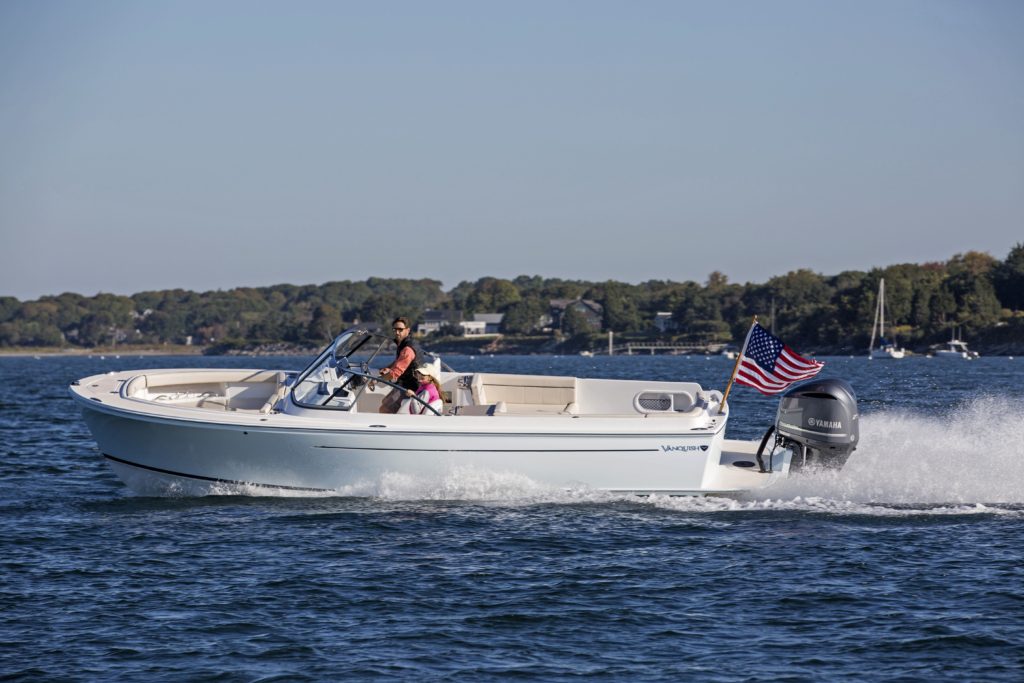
[
  {"xmin": 317, "ymin": 354, "xmax": 350, "ymax": 406},
  {"xmin": 330, "ymin": 349, "xmax": 349, "ymax": 372}
]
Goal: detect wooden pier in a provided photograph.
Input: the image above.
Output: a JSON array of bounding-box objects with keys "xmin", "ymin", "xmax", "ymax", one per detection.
[{"xmin": 605, "ymin": 341, "xmax": 730, "ymax": 356}]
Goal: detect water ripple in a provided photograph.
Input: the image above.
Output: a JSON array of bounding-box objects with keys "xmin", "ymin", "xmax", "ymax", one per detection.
[{"xmin": 1, "ymin": 356, "xmax": 1023, "ymax": 680}]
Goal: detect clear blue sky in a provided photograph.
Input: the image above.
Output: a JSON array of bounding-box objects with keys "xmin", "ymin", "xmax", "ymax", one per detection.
[{"xmin": 1, "ymin": 1, "xmax": 1021, "ymax": 301}]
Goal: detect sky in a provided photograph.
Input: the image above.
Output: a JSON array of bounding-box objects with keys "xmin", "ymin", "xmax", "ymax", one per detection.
[{"xmin": 1, "ymin": 1, "xmax": 1022, "ymax": 301}]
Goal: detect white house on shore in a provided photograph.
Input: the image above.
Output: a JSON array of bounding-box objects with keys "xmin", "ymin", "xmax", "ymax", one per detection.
[
  {"xmin": 418, "ymin": 310, "xmax": 504, "ymax": 337},
  {"xmin": 472, "ymin": 313, "xmax": 504, "ymax": 335},
  {"xmin": 418, "ymin": 309, "xmax": 462, "ymax": 336}
]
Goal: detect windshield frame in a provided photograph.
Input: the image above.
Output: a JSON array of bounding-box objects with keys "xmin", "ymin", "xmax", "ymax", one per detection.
[
  {"xmin": 289, "ymin": 326, "xmax": 447, "ymax": 416},
  {"xmin": 290, "ymin": 327, "xmax": 390, "ymax": 411}
]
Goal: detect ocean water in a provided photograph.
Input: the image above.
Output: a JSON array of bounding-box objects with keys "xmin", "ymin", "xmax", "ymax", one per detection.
[{"xmin": 1, "ymin": 353, "xmax": 1022, "ymax": 681}]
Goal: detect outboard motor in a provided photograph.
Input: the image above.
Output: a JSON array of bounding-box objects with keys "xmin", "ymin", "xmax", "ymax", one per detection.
[{"xmin": 767, "ymin": 378, "xmax": 859, "ymax": 472}]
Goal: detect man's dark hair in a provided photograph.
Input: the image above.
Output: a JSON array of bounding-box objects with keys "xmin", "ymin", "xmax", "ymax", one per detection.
[{"xmin": 392, "ymin": 316, "xmax": 411, "ymax": 329}]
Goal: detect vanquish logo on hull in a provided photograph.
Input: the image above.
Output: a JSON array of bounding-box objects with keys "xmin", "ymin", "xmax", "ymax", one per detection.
[{"xmin": 661, "ymin": 445, "xmax": 710, "ymax": 453}]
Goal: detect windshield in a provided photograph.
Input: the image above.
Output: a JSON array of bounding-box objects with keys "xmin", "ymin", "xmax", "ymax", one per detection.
[{"xmin": 291, "ymin": 327, "xmax": 390, "ymax": 410}]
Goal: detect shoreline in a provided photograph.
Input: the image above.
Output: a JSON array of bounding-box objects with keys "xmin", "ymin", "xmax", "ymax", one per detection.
[
  {"xmin": 0, "ymin": 346, "xmax": 205, "ymax": 358},
  {"xmin": 2, "ymin": 348, "xmax": 1019, "ymax": 359}
]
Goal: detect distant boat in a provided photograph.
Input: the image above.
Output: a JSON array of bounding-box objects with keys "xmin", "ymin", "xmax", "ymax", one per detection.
[
  {"xmin": 934, "ymin": 327, "xmax": 979, "ymax": 360},
  {"xmin": 868, "ymin": 278, "xmax": 906, "ymax": 360}
]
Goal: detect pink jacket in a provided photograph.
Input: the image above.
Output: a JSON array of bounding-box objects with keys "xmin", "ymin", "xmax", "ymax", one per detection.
[{"xmin": 408, "ymin": 382, "xmax": 443, "ymax": 414}]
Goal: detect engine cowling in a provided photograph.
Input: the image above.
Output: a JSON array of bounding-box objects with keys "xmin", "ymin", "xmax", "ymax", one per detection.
[{"xmin": 775, "ymin": 378, "xmax": 859, "ymax": 471}]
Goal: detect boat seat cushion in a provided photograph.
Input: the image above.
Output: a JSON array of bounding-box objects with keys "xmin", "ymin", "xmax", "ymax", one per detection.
[
  {"xmin": 470, "ymin": 373, "xmax": 577, "ymax": 408},
  {"xmin": 141, "ymin": 370, "xmax": 285, "ymax": 390},
  {"xmin": 499, "ymin": 401, "xmax": 578, "ymax": 415}
]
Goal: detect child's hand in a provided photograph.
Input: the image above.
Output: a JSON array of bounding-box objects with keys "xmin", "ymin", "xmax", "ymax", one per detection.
[{"xmin": 405, "ymin": 389, "xmax": 414, "ymax": 398}]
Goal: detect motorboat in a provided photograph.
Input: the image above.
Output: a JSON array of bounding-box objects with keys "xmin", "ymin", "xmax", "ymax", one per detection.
[
  {"xmin": 70, "ymin": 327, "xmax": 860, "ymax": 497},
  {"xmin": 868, "ymin": 278, "xmax": 906, "ymax": 360},
  {"xmin": 933, "ymin": 336, "xmax": 979, "ymax": 360}
]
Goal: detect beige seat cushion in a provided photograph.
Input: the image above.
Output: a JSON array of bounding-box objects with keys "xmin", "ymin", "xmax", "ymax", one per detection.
[{"xmin": 470, "ymin": 373, "xmax": 576, "ymax": 408}]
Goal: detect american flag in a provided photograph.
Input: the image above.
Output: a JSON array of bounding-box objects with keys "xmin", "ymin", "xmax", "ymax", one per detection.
[{"xmin": 735, "ymin": 322, "xmax": 824, "ymax": 395}]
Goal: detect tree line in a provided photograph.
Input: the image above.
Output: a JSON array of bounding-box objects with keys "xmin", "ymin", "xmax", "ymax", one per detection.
[{"xmin": 1, "ymin": 245, "xmax": 1022, "ymax": 352}]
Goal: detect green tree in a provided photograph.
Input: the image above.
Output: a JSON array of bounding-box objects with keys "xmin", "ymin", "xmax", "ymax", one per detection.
[
  {"xmin": 561, "ymin": 305, "xmax": 597, "ymax": 336},
  {"xmin": 543, "ymin": 279, "xmax": 587, "ymax": 300},
  {"xmin": 138, "ymin": 308, "xmax": 189, "ymax": 344},
  {"xmin": 600, "ymin": 281, "xmax": 641, "ymax": 333},
  {"xmin": 0, "ymin": 322, "xmax": 20, "ymax": 346},
  {"xmin": 359, "ymin": 293, "xmax": 406, "ymax": 327},
  {"xmin": 0, "ymin": 297, "xmax": 19, "ymax": 323},
  {"xmin": 993, "ymin": 243, "xmax": 1024, "ymax": 311},
  {"xmin": 248, "ymin": 312, "xmax": 291, "ymax": 342},
  {"xmin": 15, "ymin": 321, "xmax": 64, "ymax": 346},
  {"xmin": 308, "ymin": 304, "xmax": 343, "ymax": 342},
  {"xmin": 929, "ymin": 286, "xmax": 958, "ymax": 327},
  {"xmin": 502, "ymin": 297, "xmax": 547, "ymax": 334},
  {"xmin": 943, "ymin": 252, "xmax": 1002, "ymax": 331},
  {"xmin": 78, "ymin": 311, "xmax": 116, "ymax": 346},
  {"xmin": 463, "ymin": 277, "xmax": 522, "ymax": 314},
  {"xmin": 762, "ymin": 270, "xmax": 834, "ymax": 343}
]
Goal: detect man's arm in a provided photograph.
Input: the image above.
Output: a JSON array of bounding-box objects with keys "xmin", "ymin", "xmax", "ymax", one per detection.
[{"xmin": 381, "ymin": 346, "xmax": 416, "ymax": 379}]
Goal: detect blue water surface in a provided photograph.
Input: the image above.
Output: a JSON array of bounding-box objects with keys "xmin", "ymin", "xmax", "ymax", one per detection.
[{"xmin": 1, "ymin": 353, "xmax": 1022, "ymax": 681}]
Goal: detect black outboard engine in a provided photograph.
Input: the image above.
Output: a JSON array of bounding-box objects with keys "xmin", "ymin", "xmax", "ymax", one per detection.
[{"xmin": 771, "ymin": 378, "xmax": 859, "ymax": 472}]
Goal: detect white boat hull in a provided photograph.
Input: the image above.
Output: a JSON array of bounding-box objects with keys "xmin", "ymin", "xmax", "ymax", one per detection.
[
  {"xmin": 80, "ymin": 405, "xmax": 787, "ymax": 496},
  {"xmin": 72, "ymin": 369, "xmax": 790, "ymax": 497},
  {"xmin": 934, "ymin": 334, "xmax": 978, "ymax": 360},
  {"xmin": 933, "ymin": 349, "xmax": 976, "ymax": 360}
]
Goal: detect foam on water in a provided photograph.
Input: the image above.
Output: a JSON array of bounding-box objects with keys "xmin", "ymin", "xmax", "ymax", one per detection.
[
  {"xmin": 7, "ymin": 357, "xmax": 1022, "ymax": 682},
  {"xmin": 322, "ymin": 396, "xmax": 1024, "ymax": 514},
  {"xmin": 648, "ymin": 495, "xmax": 1023, "ymax": 517},
  {"xmin": 116, "ymin": 397, "xmax": 1024, "ymax": 515},
  {"xmin": 752, "ymin": 395, "xmax": 1024, "ymax": 506}
]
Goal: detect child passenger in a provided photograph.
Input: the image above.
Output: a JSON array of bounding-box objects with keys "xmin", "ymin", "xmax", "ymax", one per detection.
[{"xmin": 404, "ymin": 360, "xmax": 444, "ymax": 415}]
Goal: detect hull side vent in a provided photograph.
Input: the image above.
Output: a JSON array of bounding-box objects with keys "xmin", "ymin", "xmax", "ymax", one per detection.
[
  {"xmin": 638, "ymin": 395, "xmax": 672, "ymax": 411},
  {"xmin": 634, "ymin": 391, "xmax": 697, "ymax": 413}
]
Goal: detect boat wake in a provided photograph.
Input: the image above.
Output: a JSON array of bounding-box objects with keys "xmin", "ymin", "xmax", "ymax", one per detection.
[
  {"xmin": 361, "ymin": 396, "xmax": 1024, "ymax": 514},
  {"xmin": 748, "ymin": 395, "xmax": 1024, "ymax": 507},
  {"xmin": 130, "ymin": 397, "xmax": 1024, "ymax": 515}
]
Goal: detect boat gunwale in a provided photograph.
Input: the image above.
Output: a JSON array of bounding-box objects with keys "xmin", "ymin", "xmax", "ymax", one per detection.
[{"xmin": 69, "ymin": 382, "xmax": 729, "ymax": 440}]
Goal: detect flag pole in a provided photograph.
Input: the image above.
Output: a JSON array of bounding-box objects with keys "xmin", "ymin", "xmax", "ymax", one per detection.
[{"xmin": 719, "ymin": 316, "xmax": 758, "ymax": 415}]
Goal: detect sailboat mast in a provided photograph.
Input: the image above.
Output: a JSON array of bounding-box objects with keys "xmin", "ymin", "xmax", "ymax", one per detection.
[
  {"xmin": 869, "ymin": 281, "xmax": 880, "ymax": 353},
  {"xmin": 879, "ymin": 278, "xmax": 886, "ymax": 339}
]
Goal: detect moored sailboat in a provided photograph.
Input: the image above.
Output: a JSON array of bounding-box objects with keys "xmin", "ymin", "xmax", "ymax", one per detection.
[{"xmin": 868, "ymin": 278, "xmax": 906, "ymax": 359}]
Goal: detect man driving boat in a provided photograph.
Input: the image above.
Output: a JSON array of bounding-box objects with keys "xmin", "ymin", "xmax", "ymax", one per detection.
[{"xmin": 377, "ymin": 317, "xmax": 422, "ymax": 413}]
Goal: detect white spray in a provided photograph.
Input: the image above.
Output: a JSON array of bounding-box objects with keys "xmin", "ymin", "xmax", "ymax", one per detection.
[{"xmin": 756, "ymin": 396, "xmax": 1024, "ymax": 505}]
